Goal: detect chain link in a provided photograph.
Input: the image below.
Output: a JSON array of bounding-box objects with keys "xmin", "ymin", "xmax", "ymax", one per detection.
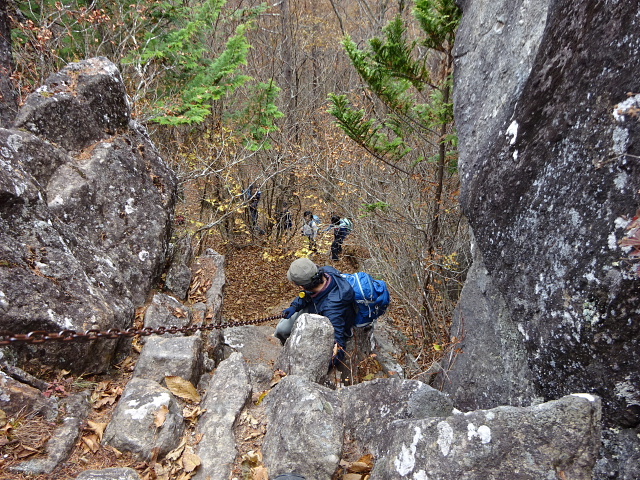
[{"xmin": 0, "ymin": 314, "xmax": 284, "ymax": 346}]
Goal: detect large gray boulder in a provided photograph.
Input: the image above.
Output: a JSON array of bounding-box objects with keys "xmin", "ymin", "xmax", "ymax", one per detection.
[
  {"xmin": 103, "ymin": 377, "xmax": 184, "ymax": 461},
  {"xmin": 275, "ymin": 313, "xmax": 335, "ymax": 383},
  {"xmin": 340, "ymin": 377, "xmax": 453, "ymax": 456},
  {"xmin": 193, "ymin": 352, "xmax": 252, "ymax": 480},
  {"xmin": 445, "ymin": 0, "xmax": 640, "ymax": 475},
  {"xmin": 0, "ymin": 57, "xmax": 176, "ymax": 372},
  {"xmin": 263, "ymin": 375, "xmax": 344, "ymax": 480},
  {"xmin": 372, "ymin": 394, "xmax": 602, "ymax": 480}
]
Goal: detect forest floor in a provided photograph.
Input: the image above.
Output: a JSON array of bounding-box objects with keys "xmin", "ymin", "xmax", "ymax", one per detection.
[{"xmin": 2, "ymin": 231, "xmax": 405, "ymax": 480}]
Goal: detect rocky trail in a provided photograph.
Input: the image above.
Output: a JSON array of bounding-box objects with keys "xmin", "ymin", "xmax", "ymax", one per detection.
[{"xmin": 2, "ymin": 241, "xmax": 394, "ymax": 480}]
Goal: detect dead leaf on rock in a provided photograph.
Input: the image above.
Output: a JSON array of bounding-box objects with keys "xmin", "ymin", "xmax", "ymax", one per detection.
[
  {"xmin": 16, "ymin": 445, "xmax": 40, "ymax": 459},
  {"xmin": 154, "ymin": 404, "xmax": 169, "ymax": 428},
  {"xmin": 244, "ymin": 430, "xmax": 263, "ymax": 441},
  {"xmin": 182, "ymin": 446, "xmax": 201, "ymax": 473},
  {"xmin": 165, "ymin": 439, "xmax": 186, "ymax": 461},
  {"xmin": 349, "ymin": 454, "xmax": 374, "ymax": 472},
  {"xmin": 183, "ymin": 405, "xmax": 206, "ymax": 424},
  {"xmin": 109, "ymin": 445, "xmax": 123, "ymax": 458},
  {"xmin": 165, "ymin": 376, "xmax": 201, "ymax": 403}
]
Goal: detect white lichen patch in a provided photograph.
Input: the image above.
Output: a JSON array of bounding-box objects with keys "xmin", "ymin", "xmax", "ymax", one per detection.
[
  {"xmin": 506, "ymin": 121, "xmax": 518, "ymax": 145},
  {"xmin": 517, "ymin": 323, "xmax": 530, "ymax": 341},
  {"xmin": 583, "ymin": 300, "xmax": 602, "ymax": 326},
  {"xmin": 124, "ymin": 392, "xmax": 171, "ymax": 420},
  {"xmin": 613, "ymin": 94, "xmax": 640, "ymax": 121},
  {"xmin": 138, "ymin": 250, "xmax": 150, "ymax": 262},
  {"xmin": 125, "ymin": 197, "xmax": 136, "ymax": 214},
  {"xmin": 571, "ymin": 393, "xmax": 597, "ymax": 402},
  {"xmin": 614, "ymin": 377, "xmax": 640, "ymax": 407},
  {"xmin": 436, "ymin": 421, "xmax": 454, "ymax": 457},
  {"xmin": 614, "ymin": 171, "xmax": 629, "ymax": 190},
  {"xmin": 608, "ymin": 232, "xmax": 619, "ymax": 250},
  {"xmin": 0, "ymin": 290, "xmax": 7, "ymax": 309},
  {"xmin": 468, "ymin": 423, "xmax": 492, "ymax": 443},
  {"xmin": 7, "ymin": 134, "xmax": 23, "ymax": 152},
  {"xmin": 612, "ymin": 126, "xmax": 629, "ymax": 155},
  {"xmin": 394, "ymin": 426, "xmax": 422, "ymax": 475},
  {"xmin": 49, "ymin": 195, "xmax": 65, "ymax": 206}
]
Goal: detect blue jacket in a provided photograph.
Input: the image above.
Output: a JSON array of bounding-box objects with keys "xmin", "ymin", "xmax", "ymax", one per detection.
[{"xmin": 287, "ymin": 266, "xmax": 356, "ymax": 347}]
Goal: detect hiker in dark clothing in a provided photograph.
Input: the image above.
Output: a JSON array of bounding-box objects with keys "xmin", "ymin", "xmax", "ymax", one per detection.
[
  {"xmin": 275, "ymin": 258, "xmax": 355, "ymax": 364},
  {"xmin": 329, "ymin": 214, "xmax": 349, "ymax": 261},
  {"xmin": 245, "ymin": 183, "xmax": 261, "ymax": 229}
]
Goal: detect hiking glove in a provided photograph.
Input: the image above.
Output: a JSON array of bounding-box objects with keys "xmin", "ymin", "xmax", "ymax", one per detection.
[{"xmin": 283, "ymin": 307, "xmax": 296, "ymax": 319}]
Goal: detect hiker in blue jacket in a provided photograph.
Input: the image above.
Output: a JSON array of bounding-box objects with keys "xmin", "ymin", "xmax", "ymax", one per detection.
[{"xmin": 275, "ymin": 258, "xmax": 356, "ymax": 364}]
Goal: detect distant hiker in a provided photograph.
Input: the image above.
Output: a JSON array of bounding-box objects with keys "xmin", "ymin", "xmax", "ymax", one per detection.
[
  {"xmin": 278, "ymin": 202, "xmax": 293, "ymax": 231},
  {"xmin": 328, "ymin": 214, "xmax": 353, "ymax": 261},
  {"xmin": 301, "ymin": 211, "xmax": 319, "ymax": 252},
  {"xmin": 276, "ymin": 258, "xmax": 356, "ymax": 365},
  {"xmin": 244, "ymin": 183, "xmax": 262, "ymax": 230}
]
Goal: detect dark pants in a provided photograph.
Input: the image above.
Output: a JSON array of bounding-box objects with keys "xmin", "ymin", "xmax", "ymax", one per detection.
[{"xmin": 331, "ymin": 229, "xmax": 348, "ymax": 260}]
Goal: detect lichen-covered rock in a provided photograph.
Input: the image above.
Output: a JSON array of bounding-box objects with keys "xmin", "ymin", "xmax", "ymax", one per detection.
[
  {"xmin": 275, "ymin": 314, "xmax": 335, "ymax": 384},
  {"xmin": 103, "ymin": 377, "xmax": 184, "ymax": 461},
  {"xmin": 372, "ymin": 394, "xmax": 601, "ymax": 480},
  {"xmin": 14, "ymin": 57, "xmax": 130, "ymax": 152},
  {"xmin": 340, "ymin": 377, "xmax": 453, "ymax": 456},
  {"xmin": 448, "ymin": 0, "xmax": 640, "ymax": 476},
  {"xmin": 0, "ymin": 57, "xmax": 176, "ymax": 373},
  {"xmin": 263, "ymin": 375, "xmax": 344, "ymax": 480}
]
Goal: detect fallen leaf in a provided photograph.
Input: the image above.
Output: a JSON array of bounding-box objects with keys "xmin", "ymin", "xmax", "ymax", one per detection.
[
  {"xmin": 93, "ymin": 395, "xmax": 118, "ymax": 409},
  {"xmin": 252, "ymin": 466, "xmax": 269, "ymax": 480},
  {"xmin": 241, "ymin": 450, "xmax": 263, "ymax": 467},
  {"xmin": 154, "ymin": 404, "xmax": 169, "ymax": 428},
  {"xmin": 0, "ymin": 409, "xmax": 6, "ymax": 427},
  {"xmin": 165, "ymin": 439, "xmax": 186, "ymax": 461},
  {"xmin": 16, "ymin": 445, "xmax": 40, "ymax": 459},
  {"xmin": 182, "ymin": 446, "xmax": 201, "ymax": 473},
  {"xmin": 82, "ymin": 434, "xmax": 100, "ymax": 454},
  {"xmin": 87, "ymin": 420, "xmax": 107, "ymax": 441},
  {"xmin": 349, "ymin": 461, "xmax": 372, "ymax": 473},
  {"xmin": 183, "ymin": 405, "xmax": 206, "ymax": 423},
  {"xmin": 109, "ymin": 446, "xmax": 123, "ymax": 458},
  {"xmin": 165, "ymin": 376, "xmax": 201, "ymax": 403},
  {"xmin": 244, "ymin": 430, "xmax": 262, "ymax": 441}
]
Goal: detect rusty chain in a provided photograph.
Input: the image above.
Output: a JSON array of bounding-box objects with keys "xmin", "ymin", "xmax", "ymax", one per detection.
[{"xmin": 0, "ymin": 314, "xmax": 284, "ymax": 346}]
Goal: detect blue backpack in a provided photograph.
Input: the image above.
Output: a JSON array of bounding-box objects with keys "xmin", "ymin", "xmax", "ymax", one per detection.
[{"xmin": 341, "ymin": 272, "xmax": 391, "ymax": 327}]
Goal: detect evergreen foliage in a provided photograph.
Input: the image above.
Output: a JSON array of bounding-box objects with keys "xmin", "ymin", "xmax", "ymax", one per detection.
[
  {"xmin": 329, "ymin": 0, "xmax": 459, "ymax": 167},
  {"xmin": 328, "ymin": 0, "xmax": 463, "ymax": 341}
]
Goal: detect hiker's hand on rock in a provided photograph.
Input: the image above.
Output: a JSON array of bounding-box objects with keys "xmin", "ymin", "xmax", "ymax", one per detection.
[{"xmin": 283, "ymin": 307, "xmax": 296, "ymax": 319}]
